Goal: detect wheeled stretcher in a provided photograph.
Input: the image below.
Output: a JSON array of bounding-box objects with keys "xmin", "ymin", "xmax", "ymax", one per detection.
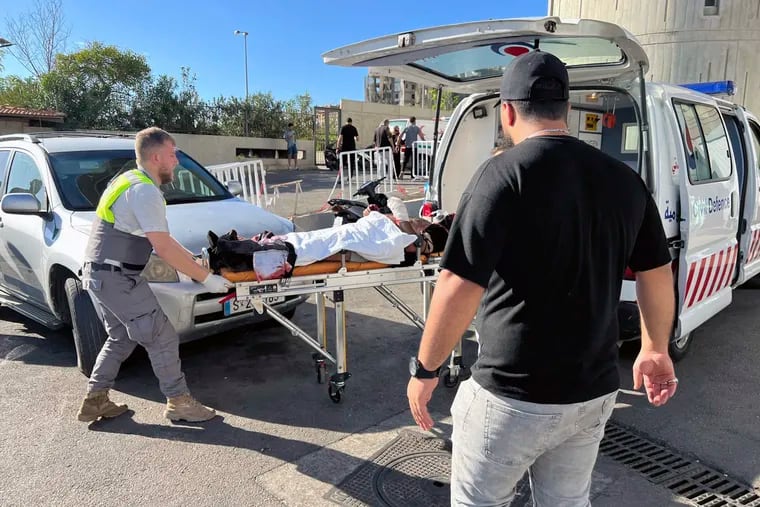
[{"xmin": 202, "ymin": 249, "xmax": 469, "ymax": 403}]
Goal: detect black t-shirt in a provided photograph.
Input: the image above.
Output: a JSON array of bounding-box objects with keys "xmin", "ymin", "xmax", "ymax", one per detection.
[
  {"xmin": 340, "ymin": 124, "xmax": 359, "ymax": 151},
  {"xmin": 441, "ymin": 136, "xmax": 671, "ymax": 404}
]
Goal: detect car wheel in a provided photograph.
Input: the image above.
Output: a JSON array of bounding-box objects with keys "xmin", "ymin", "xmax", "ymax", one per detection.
[
  {"xmin": 668, "ymin": 331, "xmax": 693, "ymax": 363},
  {"xmin": 65, "ymin": 278, "xmax": 107, "ymax": 377}
]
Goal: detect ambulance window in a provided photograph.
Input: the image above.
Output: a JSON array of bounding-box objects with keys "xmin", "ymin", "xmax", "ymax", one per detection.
[
  {"xmin": 674, "ymin": 103, "xmax": 713, "ymax": 183},
  {"xmin": 674, "ymin": 102, "xmax": 732, "ymax": 183},
  {"xmin": 695, "ymin": 104, "xmax": 732, "ymax": 180}
]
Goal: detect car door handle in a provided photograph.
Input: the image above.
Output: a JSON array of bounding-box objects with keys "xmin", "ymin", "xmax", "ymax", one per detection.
[{"xmin": 0, "ymin": 217, "xmax": 3, "ymax": 228}]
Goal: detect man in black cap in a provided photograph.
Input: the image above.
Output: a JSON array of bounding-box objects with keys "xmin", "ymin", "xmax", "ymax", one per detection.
[{"xmin": 406, "ymin": 51, "xmax": 678, "ymax": 505}]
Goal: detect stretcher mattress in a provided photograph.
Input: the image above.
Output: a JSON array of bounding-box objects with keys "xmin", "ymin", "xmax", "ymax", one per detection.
[
  {"xmin": 220, "ymin": 254, "xmax": 439, "ymax": 283},
  {"xmin": 220, "ymin": 260, "xmax": 390, "ymax": 282}
]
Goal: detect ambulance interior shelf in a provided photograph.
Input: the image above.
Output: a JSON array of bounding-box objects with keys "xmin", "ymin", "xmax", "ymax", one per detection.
[{"xmin": 567, "ymin": 90, "xmax": 640, "ymax": 171}]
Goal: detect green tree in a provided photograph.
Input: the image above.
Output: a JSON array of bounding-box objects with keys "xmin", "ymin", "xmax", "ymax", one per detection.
[
  {"xmin": 248, "ymin": 92, "xmax": 287, "ymax": 138},
  {"xmin": 130, "ymin": 67, "xmax": 217, "ymax": 133},
  {"xmin": 283, "ymin": 92, "xmax": 314, "ymax": 140},
  {"xmin": 0, "ymin": 75, "xmax": 47, "ymax": 109},
  {"xmin": 428, "ymin": 88, "xmax": 463, "ymax": 112},
  {"xmin": 214, "ymin": 92, "xmax": 293, "ymax": 138},
  {"xmin": 41, "ymin": 41, "xmax": 150, "ymax": 129}
]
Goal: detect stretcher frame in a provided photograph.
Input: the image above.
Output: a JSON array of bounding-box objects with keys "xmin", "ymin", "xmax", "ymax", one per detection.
[{"xmin": 204, "ymin": 250, "xmax": 467, "ymax": 403}]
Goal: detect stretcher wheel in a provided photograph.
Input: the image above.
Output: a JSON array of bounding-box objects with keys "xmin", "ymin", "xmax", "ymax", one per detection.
[
  {"xmin": 328, "ymin": 385, "xmax": 343, "ymax": 403},
  {"xmin": 328, "ymin": 372, "xmax": 351, "ymax": 403}
]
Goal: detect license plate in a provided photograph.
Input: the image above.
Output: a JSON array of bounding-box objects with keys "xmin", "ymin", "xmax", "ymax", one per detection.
[{"xmin": 223, "ymin": 296, "xmax": 285, "ymax": 316}]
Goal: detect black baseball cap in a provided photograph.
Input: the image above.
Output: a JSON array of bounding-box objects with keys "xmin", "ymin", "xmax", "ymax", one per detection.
[{"xmin": 500, "ymin": 50, "xmax": 569, "ymax": 102}]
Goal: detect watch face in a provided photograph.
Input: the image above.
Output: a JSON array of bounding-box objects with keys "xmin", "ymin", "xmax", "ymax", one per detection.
[{"xmin": 409, "ymin": 356, "xmax": 418, "ymax": 376}]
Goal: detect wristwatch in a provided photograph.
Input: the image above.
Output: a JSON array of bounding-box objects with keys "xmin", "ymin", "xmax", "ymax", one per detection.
[{"xmin": 409, "ymin": 356, "xmax": 441, "ymax": 379}]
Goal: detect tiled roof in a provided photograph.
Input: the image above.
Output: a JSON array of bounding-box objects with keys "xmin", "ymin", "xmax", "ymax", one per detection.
[{"xmin": 0, "ymin": 105, "xmax": 65, "ymax": 120}]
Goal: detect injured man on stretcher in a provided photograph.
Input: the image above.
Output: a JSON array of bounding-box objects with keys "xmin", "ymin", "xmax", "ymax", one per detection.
[{"xmin": 207, "ymin": 199, "xmax": 453, "ymax": 282}]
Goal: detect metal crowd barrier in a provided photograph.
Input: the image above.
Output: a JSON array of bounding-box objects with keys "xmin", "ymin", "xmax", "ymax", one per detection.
[
  {"xmin": 411, "ymin": 140, "xmax": 433, "ymax": 180},
  {"xmin": 207, "ymin": 160, "xmax": 269, "ymax": 208},
  {"xmin": 338, "ymin": 146, "xmax": 395, "ymax": 197}
]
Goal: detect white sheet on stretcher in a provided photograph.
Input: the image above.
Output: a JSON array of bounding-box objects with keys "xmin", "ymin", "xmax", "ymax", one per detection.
[{"xmin": 284, "ymin": 211, "xmax": 417, "ymax": 266}]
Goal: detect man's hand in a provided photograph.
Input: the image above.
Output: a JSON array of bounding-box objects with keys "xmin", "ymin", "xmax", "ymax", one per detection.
[
  {"xmin": 201, "ymin": 273, "xmax": 232, "ymax": 293},
  {"xmin": 632, "ymin": 349, "xmax": 678, "ymax": 407},
  {"xmin": 407, "ymin": 377, "xmax": 438, "ymax": 431}
]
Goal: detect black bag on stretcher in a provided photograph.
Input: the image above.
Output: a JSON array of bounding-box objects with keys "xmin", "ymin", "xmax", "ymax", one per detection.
[{"xmin": 206, "ymin": 229, "xmax": 297, "ymax": 280}]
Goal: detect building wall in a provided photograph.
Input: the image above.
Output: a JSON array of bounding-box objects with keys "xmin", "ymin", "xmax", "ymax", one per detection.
[
  {"xmin": 170, "ymin": 134, "xmax": 314, "ymax": 168},
  {"xmin": 0, "ymin": 118, "xmax": 56, "ymax": 135},
  {"xmin": 548, "ymin": 0, "xmax": 760, "ymax": 114},
  {"xmin": 76, "ymin": 130, "xmax": 315, "ymax": 169}
]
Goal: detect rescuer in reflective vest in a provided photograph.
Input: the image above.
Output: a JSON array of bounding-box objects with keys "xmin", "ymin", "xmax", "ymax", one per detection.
[{"xmin": 77, "ymin": 127, "xmax": 230, "ymax": 423}]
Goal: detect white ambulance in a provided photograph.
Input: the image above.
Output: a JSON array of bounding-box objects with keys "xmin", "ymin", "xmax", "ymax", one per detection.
[{"xmin": 324, "ymin": 17, "xmax": 760, "ymax": 361}]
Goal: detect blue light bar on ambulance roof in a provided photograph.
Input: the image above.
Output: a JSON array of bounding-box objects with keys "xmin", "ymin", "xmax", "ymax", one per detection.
[{"xmin": 679, "ymin": 80, "xmax": 736, "ymax": 96}]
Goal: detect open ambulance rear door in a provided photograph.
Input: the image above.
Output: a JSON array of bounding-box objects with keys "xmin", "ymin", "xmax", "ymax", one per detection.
[{"xmin": 323, "ymin": 17, "xmax": 650, "ymax": 214}]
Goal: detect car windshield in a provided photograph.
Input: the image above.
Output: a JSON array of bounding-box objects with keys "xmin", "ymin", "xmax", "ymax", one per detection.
[{"xmin": 48, "ymin": 150, "xmax": 231, "ymax": 210}]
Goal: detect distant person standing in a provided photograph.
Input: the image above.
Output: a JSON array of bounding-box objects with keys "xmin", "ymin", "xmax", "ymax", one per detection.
[
  {"xmin": 398, "ymin": 116, "xmax": 425, "ymax": 178},
  {"xmin": 337, "ymin": 117, "xmax": 359, "ymax": 172},
  {"xmin": 374, "ymin": 119, "xmax": 394, "ymax": 178},
  {"xmin": 374, "ymin": 119, "xmax": 392, "ymax": 149},
  {"xmin": 337, "ymin": 117, "xmax": 359, "ymax": 153},
  {"xmin": 283, "ymin": 123, "xmax": 298, "ymax": 169}
]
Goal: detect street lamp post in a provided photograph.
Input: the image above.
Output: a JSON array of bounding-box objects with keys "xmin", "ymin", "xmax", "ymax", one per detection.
[{"xmin": 234, "ymin": 30, "xmax": 250, "ymax": 136}]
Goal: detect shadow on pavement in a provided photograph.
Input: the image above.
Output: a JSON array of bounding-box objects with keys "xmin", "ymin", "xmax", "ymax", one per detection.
[
  {"xmin": 0, "ymin": 307, "xmax": 76, "ymax": 368},
  {"xmin": 89, "ymin": 412, "xmax": 456, "ymax": 505},
  {"xmin": 107, "ymin": 297, "xmax": 478, "ymax": 435}
]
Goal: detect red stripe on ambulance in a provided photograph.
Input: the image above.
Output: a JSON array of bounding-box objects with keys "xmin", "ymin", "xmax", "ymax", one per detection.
[{"xmin": 684, "ymin": 244, "xmax": 737, "ymax": 309}]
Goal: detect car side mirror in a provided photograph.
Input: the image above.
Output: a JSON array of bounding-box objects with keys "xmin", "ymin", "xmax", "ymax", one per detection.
[
  {"xmin": 1, "ymin": 193, "xmax": 52, "ymax": 220},
  {"xmin": 226, "ymin": 180, "xmax": 243, "ymax": 197}
]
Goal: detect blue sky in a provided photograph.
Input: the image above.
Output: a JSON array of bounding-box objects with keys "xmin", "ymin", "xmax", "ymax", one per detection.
[{"xmin": 1, "ymin": 0, "xmax": 549, "ymax": 106}]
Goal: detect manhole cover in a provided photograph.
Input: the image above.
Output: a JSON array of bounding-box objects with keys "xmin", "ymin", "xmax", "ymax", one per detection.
[
  {"xmin": 326, "ymin": 430, "xmax": 533, "ymax": 507},
  {"xmin": 373, "ymin": 452, "xmax": 450, "ymax": 506}
]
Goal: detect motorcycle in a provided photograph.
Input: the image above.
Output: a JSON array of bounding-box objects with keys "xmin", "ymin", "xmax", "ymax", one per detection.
[
  {"xmin": 324, "ymin": 143, "xmax": 339, "ymax": 171},
  {"xmin": 323, "ymin": 143, "xmax": 375, "ymax": 172},
  {"xmin": 327, "ymin": 177, "xmax": 391, "ymax": 224}
]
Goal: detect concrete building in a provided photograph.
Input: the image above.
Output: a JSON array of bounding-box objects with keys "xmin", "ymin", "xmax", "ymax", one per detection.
[
  {"xmin": 365, "ymin": 74, "xmax": 435, "ymax": 108},
  {"xmin": 548, "ymin": 0, "xmax": 760, "ymax": 114}
]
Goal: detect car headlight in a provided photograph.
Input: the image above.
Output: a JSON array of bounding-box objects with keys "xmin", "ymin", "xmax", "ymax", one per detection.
[{"xmin": 142, "ymin": 254, "xmax": 179, "ymax": 283}]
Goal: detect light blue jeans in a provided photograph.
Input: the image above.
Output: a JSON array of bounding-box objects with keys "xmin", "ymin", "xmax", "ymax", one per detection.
[{"xmin": 450, "ymin": 378, "xmax": 617, "ymax": 507}]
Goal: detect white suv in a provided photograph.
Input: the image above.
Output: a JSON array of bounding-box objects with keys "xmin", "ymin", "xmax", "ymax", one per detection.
[{"xmin": 0, "ymin": 132, "xmax": 305, "ymax": 375}]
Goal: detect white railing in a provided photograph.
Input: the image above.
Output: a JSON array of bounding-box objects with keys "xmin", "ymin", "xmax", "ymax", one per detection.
[
  {"xmin": 411, "ymin": 140, "xmax": 433, "ymax": 180},
  {"xmin": 207, "ymin": 160, "xmax": 269, "ymax": 208},
  {"xmin": 337, "ymin": 146, "xmax": 395, "ymax": 197}
]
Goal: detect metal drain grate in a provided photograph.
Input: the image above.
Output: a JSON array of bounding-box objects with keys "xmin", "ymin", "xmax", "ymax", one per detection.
[{"xmin": 601, "ymin": 422, "xmax": 760, "ymax": 507}]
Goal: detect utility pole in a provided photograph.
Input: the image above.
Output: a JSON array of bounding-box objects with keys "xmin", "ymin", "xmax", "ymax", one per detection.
[{"xmin": 234, "ymin": 30, "xmax": 250, "ymax": 136}]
